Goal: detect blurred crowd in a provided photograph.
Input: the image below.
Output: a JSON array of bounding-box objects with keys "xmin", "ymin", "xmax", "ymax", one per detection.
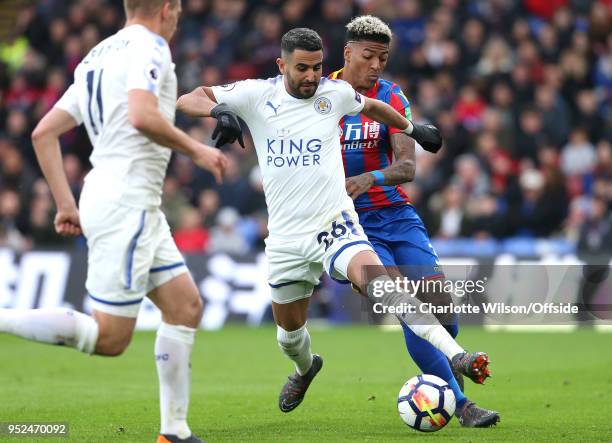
[{"xmin": 0, "ymin": 0, "xmax": 611, "ymax": 257}]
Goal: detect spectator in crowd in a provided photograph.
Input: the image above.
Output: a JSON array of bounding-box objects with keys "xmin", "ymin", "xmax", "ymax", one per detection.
[
  {"xmin": 208, "ymin": 207, "xmax": 248, "ymax": 256},
  {"xmin": 23, "ymin": 179, "xmax": 60, "ymax": 247},
  {"xmin": 514, "ymin": 107, "xmax": 547, "ymax": 162},
  {"xmin": 239, "ymin": 166, "xmax": 266, "ymax": 216},
  {"xmin": 460, "ymin": 18, "xmax": 485, "ymax": 70},
  {"xmin": 0, "ymin": 189, "xmax": 28, "ymax": 251},
  {"xmin": 62, "ymin": 153, "xmax": 84, "ymax": 201},
  {"xmin": 451, "ymin": 153, "xmax": 490, "ymax": 202},
  {"xmin": 454, "ymin": 84, "xmax": 486, "ymax": 132},
  {"xmin": 197, "ymin": 189, "xmax": 221, "ymax": 229},
  {"xmin": 0, "ymin": 141, "xmax": 36, "ymax": 203},
  {"xmin": 212, "ymin": 153, "xmax": 250, "ymax": 210},
  {"xmin": 535, "ymin": 85, "xmax": 571, "ymax": 146},
  {"xmin": 560, "ymin": 127, "xmax": 597, "ymax": 177},
  {"xmin": 174, "ymin": 207, "xmax": 210, "ymax": 253},
  {"xmin": 575, "ymin": 89, "xmax": 606, "ymax": 142},
  {"xmin": 430, "ymin": 184, "xmax": 470, "ymax": 239},
  {"xmin": 468, "ymin": 193, "xmax": 507, "ymax": 239},
  {"xmin": 162, "ymin": 177, "xmax": 192, "ymax": 230},
  {"xmin": 476, "ymin": 36, "xmax": 514, "ymax": 77},
  {"xmin": 241, "ymin": 8, "xmax": 284, "ymax": 78},
  {"xmin": 390, "ymin": 0, "xmax": 425, "ymax": 54},
  {"xmin": 511, "ymin": 167, "xmax": 569, "ymax": 237}
]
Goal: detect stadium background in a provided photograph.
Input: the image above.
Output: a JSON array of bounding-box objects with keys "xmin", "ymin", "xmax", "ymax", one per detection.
[{"xmin": 0, "ymin": 0, "xmax": 611, "ymax": 327}]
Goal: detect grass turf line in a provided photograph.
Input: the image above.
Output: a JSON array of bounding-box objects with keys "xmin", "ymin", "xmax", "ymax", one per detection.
[{"xmin": 1, "ymin": 326, "xmax": 611, "ymax": 442}]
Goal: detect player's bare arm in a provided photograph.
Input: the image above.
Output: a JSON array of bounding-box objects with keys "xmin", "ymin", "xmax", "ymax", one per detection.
[
  {"xmin": 128, "ymin": 89, "xmax": 227, "ymax": 182},
  {"xmin": 362, "ymin": 96, "xmax": 409, "ymax": 131},
  {"xmin": 176, "ymin": 86, "xmax": 217, "ymax": 117},
  {"xmin": 362, "ymin": 97, "xmax": 443, "ymax": 153},
  {"xmin": 32, "ymin": 108, "xmax": 82, "ymax": 237},
  {"xmin": 345, "ymin": 133, "xmax": 415, "ymax": 199},
  {"xmin": 177, "ymin": 86, "xmax": 245, "ymax": 148}
]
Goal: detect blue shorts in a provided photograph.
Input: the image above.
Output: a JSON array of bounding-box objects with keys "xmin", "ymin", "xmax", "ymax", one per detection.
[{"xmin": 358, "ymin": 204, "xmax": 443, "ymax": 280}]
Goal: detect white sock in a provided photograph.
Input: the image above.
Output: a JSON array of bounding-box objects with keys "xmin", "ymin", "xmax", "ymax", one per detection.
[
  {"xmin": 0, "ymin": 308, "xmax": 98, "ymax": 354},
  {"xmin": 156, "ymin": 322, "xmax": 196, "ymax": 439},
  {"xmin": 408, "ymin": 323, "xmax": 464, "ymax": 359},
  {"xmin": 277, "ymin": 324, "xmax": 313, "ymax": 375},
  {"xmin": 366, "ymin": 276, "xmax": 464, "ymax": 359}
]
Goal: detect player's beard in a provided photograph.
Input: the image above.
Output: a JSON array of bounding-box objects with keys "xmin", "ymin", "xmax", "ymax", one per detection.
[{"xmin": 287, "ymin": 74, "xmax": 319, "ymax": 99}]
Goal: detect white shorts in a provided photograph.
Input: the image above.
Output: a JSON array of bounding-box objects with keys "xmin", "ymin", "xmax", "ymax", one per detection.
[
  {"xmin": 79, "ymin": 194, "xmax": 187, "ymax": 318},
  {"xmin": 266, "ymin": 208, "xmax": 374, "ymax": 304}
]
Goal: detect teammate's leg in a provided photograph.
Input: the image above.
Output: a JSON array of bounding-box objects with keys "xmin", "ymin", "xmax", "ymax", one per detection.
[
  {"xmin": 0, "ymin": 307, "xmax": 97, "ymax": 355},
  {"xmin": 147, "ymin": 273, "xmax": 201, "ymax": 440},
  {"xmin": 148, "ymin": 272, "xmax": 202, "ymax": 442},
  {"xmin": 0, "ymin": 300, "xmax": 141, "ymax": 357},
  {"xmin": 93, "ymin": 311, "xmax": 138, "ymax": 355},
  {"xmin": 0, "ymin": 303, "xmax": 141, "ymax": 356},
  {"xmin": 0, "ymin": 196, "xmax": 146, "ymax": 357},
  {"xmin": 145, "ymin": 208, "xmax": 204, "ymax": 443}
]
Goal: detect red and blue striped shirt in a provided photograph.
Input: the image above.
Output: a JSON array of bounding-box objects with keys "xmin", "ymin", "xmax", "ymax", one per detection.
[{"xmin": 330, "ymin": 69, "xmax": 412, "ymax": 212}]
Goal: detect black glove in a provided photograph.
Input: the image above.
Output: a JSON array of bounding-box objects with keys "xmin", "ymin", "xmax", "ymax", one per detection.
[
  {"xmin": 210, "ymin": 103, "xmax": 245, "ymax": 149},
  {"xmin": 408, "ymin": 122, "xmax": 443, "ymax": 153}
]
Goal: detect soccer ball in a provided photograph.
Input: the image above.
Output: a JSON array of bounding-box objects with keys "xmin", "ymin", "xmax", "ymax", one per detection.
[{"xmin": 397, "ymin": 374, "xmax": 456, "ymax": 432}]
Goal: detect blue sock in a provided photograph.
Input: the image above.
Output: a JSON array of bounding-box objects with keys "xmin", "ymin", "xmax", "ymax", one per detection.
[
  {"xmin": 446, "ymin": 317, "xmax": 459, "ymax": 339},
  {"xmin": 402, "ymin": 322, "xmax": 467, "ymax": 408}
]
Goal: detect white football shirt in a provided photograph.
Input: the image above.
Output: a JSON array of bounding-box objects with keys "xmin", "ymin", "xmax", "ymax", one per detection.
[
  {"xmin": 212, "ymin": 76, "xmax": 365, "ymax": 238},
  {"xmin": 55, "ymin": 24, "xmax": 177, "ymax": 209}
]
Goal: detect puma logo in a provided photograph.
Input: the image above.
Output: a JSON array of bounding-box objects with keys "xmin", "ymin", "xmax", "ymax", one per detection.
[{"xmin": 266, "ymin": 100, "xmax": 280, "ymax": 116}]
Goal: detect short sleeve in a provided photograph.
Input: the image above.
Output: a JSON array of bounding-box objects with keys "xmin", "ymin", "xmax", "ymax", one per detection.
[
  {"xmin": 388, "ymin": 84, "xmax": 412, "ymax": 135},
  {"xmin": 211, "ymin": 80, "xmax": 260, "ymax": 120},
  {"xmin": 125, "ymin": 35, "xmax": 171, "ymax": 97},
  {"xmin": 54, "ymin": 84, "xmax": 83, "ymax": 125},
  {"xmin": 335, "ymin": 80, "xmax": 365, "ymax": 117}
]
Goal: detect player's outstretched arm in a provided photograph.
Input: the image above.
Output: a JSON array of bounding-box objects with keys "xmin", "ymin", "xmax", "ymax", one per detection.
[
  {"xmin": 128, "ymin": 89, "xmax": 227, "ymax": 182},
  {"xmin": 362, "ymin": 97, "xmax": 443, "ymax": 153},
  {"xmin": 32, "ymin": 108, "xmax": 82, "ymax": 237},
  {"xmin": 177, "ymin": 86, "xmax": 245, "ymax": 149},
  {"xmin": 176, "ymin": 86, "xmax": 217, "ymax": 117}
]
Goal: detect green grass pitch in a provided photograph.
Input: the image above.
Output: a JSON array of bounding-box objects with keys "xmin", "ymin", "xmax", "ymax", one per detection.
[{"xmin": 1, "ymin": 326, "xmax": 611, "ymax": 442}]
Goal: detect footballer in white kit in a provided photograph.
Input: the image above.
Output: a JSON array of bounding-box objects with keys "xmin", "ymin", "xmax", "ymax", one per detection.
[
  {"xmin": 211, "ymin": 75, "xmax": 373, "ymax": 303},
  {"xmin": 0, "ymin": 2, "xmax": 226, "ymax": 442},
  {"xmin": 57, "ymin": 24, "xmax": 186, "ymax": 316},
  {"xmin": 178, "ymin": 27, "xmax": 491, "ymax": 418}
]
